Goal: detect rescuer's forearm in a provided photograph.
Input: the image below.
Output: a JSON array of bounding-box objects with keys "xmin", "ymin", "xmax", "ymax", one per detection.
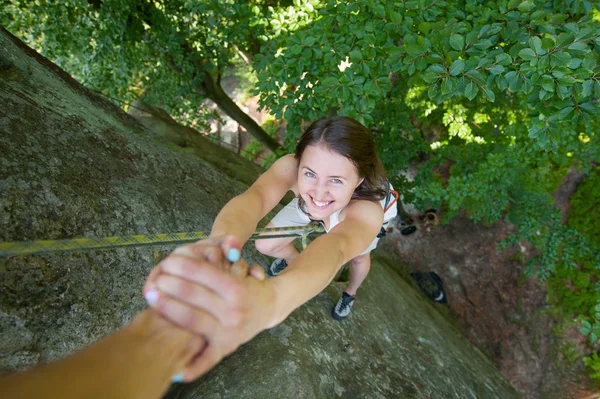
[{"xmin": 0, "ymin": 310, "xmax": 203, "ymax": 399}]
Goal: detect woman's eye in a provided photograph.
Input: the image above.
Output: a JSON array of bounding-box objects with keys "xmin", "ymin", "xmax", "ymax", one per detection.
[
  {"xmin": 305, "ymin": 171, "xmax": 315, "ymax": 178},
  {"xmin": 331, "ymin": 179, "xmax": 342, "ymax": 184}
]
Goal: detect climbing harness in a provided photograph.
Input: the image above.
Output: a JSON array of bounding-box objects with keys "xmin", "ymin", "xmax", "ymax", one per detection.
[
  {"xmin": 0, "ymin": 222, "xmax": 325, "ymax": 257},
  {"xmin": 376, "ymin": 186, "xmax": 399, "ymax": 238}
]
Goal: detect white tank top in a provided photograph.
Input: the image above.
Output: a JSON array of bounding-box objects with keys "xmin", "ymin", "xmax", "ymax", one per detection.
[{"xmin": 295, "ymin": 184, "xmax": 397, "ymax": 232}]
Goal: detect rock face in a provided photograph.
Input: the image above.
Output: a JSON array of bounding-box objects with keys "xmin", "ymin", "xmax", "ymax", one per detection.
[{"xmin": 0, "ymin": 29, "xmax": 520, "ymax": 398}]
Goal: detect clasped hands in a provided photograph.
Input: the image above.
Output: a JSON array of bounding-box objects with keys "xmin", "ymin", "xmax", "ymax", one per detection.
[{"xmin": 143, "ymin": 236, "xmax": 276, "ymax": 381}]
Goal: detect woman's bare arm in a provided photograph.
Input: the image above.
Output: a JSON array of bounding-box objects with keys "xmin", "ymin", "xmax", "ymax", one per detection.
[
  {"xmin": 266, "ymin": 199, "xmax": 383, "ymax": 326},
  {"xmin": 209, "ymin": 154, "xmax": 297, "ymax": 243}
]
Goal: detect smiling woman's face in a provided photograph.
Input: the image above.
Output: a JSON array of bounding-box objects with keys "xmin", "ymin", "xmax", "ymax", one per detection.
[{"xmin": 297, "ymin": 144, "xmax": 364, "ymax": 220}]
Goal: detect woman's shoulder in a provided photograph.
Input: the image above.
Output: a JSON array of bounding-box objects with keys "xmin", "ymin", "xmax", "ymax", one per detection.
[
  {"xmin": 273, "ymin": 154, "xmax": 298, "ymax": 169},
  {"xmin": 268, "ymin": 154, "xmax": 298, "ymax": 181},
  {"xmin": 257, "ymin": 154, "xmax": 299, "ymax": 195},
  {"xmin": 339, "ymin": 198, "xmax": 384, "ymax": 224}
]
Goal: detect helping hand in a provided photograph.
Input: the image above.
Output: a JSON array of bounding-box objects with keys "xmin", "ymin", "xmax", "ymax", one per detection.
[{"xmin": 143, "ymin": 237, "xmax": 275, "ymax": 381}]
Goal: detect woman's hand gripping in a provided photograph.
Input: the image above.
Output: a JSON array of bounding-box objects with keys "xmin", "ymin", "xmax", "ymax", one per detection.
[{"xmin": 143, "ymin": 236, "xmax": 276, "ymax": 381}]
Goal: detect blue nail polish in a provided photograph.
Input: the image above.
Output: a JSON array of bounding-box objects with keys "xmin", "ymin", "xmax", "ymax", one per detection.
[
  {"xmin": 171, "ymin": 372, "xmax": 185, "ymax": 383},
  {"xmin": 227, "ymin": 248, "xmax": 240, "ymax": 263},
  {"xmin": 144, "ymin": 289, "xmax": 159, "ymax": 305}
]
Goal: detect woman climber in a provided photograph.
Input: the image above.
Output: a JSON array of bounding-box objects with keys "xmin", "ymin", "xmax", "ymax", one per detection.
[{"xmin": 143, "ymin": 116, "xmax": 398, "ymax": 381}]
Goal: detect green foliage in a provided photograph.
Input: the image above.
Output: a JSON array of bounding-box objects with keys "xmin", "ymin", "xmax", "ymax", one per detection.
[
  {"xmin": 548, "ymin": 167, "xmax": 600, "ymax": 345},
  {"xmin": 255, "ymin": 0, "xmax": 600, "ymax": 153},
  {"xmin": 583, "ymin": 351, "xmax": 600, "ymax": 384},
  {"xmin": 241, "ymin": 117, "xmax": 281, "ymax": 168},
  {"xmin": 569, "ymin": 167, "xmax": 600, "ymax": 244},
  {"xmin": 1, "ymin": 0, "xmax": 268, "ymax": 128}
]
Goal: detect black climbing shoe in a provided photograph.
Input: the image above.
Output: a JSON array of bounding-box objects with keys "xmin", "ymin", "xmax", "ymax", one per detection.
[
  {"xmin": 267, "ymin": 258, "xmax": 288, "ymax": 277},
  {"xmin": 410, "ymin": 272, "xmax": 448, "ymax": 304},
  {"xmin": 401, "ymin": 225, "xmax": 417, "ymax": 235},
  {"xmin": 332, "ymin": 292, "xmax": 355, "ymax": 320}
]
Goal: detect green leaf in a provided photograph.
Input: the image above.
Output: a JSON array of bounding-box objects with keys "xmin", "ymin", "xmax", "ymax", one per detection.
[
  {"xmin": 506, "ymin": 11, "xmax": 521, "ymax": 20},
  {"xmin": 581, "ymin": 102, "xmax": 597, "ymax": 115},
  {"xmin": 530, "ymin": 36, "xmax": 545, "ymax": 55},
  {"xmin": 568, "ymin": 41, "xmax": 588, "ymax": 51},
  {"xmin": 581, "ymin": 80, "xmax": 593, "ymax": 97},
  {"xmin": 405, "ymin": 43, "xmax": 423, "ymax": 56},
  {"xmin": 465, "ymin": 69, "xmax": 486, "ymax": 85},
  {"xmin": 505, "ymin": 71, "xmax": 518, "ymax": 87},
  {"xmin": 427, "ymin": 84, "xmax": 440, "ymax": 100},
  {"xmin": 517, "ymin": 0, "xmax": 535, "ymax": 12},
  {"xmin": 304, "ymin": 36, "xmax": 316, "ymax": 46},
  {"xmin": 291, "ymin": 44, "xmax": 302, "ymax": 55},
  {"xmin": 582, "ymin": 54, "xmax": 597, "ymax": 70},
  {"xmin": 541, "ymin": 34, "xmax": 556, "ymax": 51},
  {"xmin": 474, "ymin": 39, "xmax": 493, "ymax": 50},
  {"xmin": 495, "ymin": 75, "xmax": 508, "ymax": 91},
  {"xmin": 489, "ymin": 64, "xmax": 505, "ymax": 75},
  {"xmin": 537, "ymin": 55, "xmax": 549, "ymax": 71},
  {"xmin": 449, "ymin": 59, "xmax": 465, "ymax": 76},
  {"xmin": 558, "ymin": 106, "xmax": 574, "ymax": 118},
  {"xmin": 557, "ymin": 76, "xmax": 575, "ymax": 86},
  {"xmin": 550, "ymin": 52, "xmax": 571, "ymax": 67},
  {"xmin": 519, "ymin": 48, "xmax": 537, "ymax": 61},
  {"xmin": 441, "ymin": 78, "xmax": 454, "ymax": 94},
  {"xmin": 428, "ymin": 64, "xmax": 446, "ymax": 74},
  {"xmin": 465, "ymin": 81, "xmax": 478, "ymax": 100},
  {"xmin": 557, "ymin": 84, "xmax": 570, "ymax": 99},
  {"xmin": 482, "ymin": 87, "xmax": 495, "ymax": 102},
  {"xmin": 477, "ymin": 58, "xmax": 492, "ymax": 68},
  {"xmin": 450, "ymin": 34, "xmax": 465, "ymax": 51},
  {"xmin": 541, "ymin": 76, "xmax": 555, "ymax": 92},
  {"xmin": 422, "ymin": 71, "xmax": 440, "ymax": 83},
  {"xmin": 528, "ymin": 124, "xmax": 543, "ymax": 138},
  {"xmin": 555, "ymin": 33, "xmax": 574, "ymax": 47},
  {"xmin": 522, "ymin": 79, "xmax": 533, "ymax": 93},
  {"xmin": 349, "ymin": 49, "xmax": 363, "ymax": 62},
  {"xmin": 495, "ymin": 53, "xmax": 513, "ymax": 65},
  {"xmin": 390, "ymin": 11, "xmax": 403, "ymax": 24},
  {"xmin": 321, "ymin": 76, "xmax": 339, "ymax": 86}
]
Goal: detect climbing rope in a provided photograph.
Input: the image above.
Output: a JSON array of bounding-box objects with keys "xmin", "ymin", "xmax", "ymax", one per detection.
[{"xmin": 0, "ymin": 222, "xmax": 325, "ymax": 257}]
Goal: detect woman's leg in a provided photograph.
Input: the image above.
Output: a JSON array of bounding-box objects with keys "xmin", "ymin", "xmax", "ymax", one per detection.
[
  {"xmin": 344, "ymin": 253, "xmax": 371, "ymax": 296},
  {"xmin": 254, "ymin": 223, "xmax": 300, "ymax": 263}
]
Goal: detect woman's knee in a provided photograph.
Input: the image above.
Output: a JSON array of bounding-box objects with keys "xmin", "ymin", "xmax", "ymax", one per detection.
[
  {"xmin": 254, "ymin": 238, "xmax": 275, "ymax": 255},
  {"xmin": 350, "ymin": 253, "xmax": 371, "ymax": 270},
  {"xmin": 255, "ymin": 237, "xmax": 292, "ymax": 256}
]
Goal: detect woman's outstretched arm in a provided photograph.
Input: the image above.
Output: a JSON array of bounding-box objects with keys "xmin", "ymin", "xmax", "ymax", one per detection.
[
  {"xmin": 266, "ymin": 200, "xmax": 384, "ymax": 326},
  {"xmin": 0, "ymin": 310, "xmax": 203, "ymax": 399},
  {"xmin": 208, "ymin": 154, "xmax": 297, "ymax": 243}
]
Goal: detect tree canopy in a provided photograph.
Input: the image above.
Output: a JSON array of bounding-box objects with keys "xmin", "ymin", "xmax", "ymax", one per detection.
[{"xmin": 2, "ymin": 0, "xmax": 600, "ymax": 345}]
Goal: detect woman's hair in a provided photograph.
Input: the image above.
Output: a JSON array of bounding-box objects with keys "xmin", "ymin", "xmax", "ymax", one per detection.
[{"xmin": 294, "ymin": 116, "xmax": 388, "ymax": 212}]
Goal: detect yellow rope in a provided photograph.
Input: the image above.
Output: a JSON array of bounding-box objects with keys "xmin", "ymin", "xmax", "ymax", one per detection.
[{"xmin": 0, "ymin": 223, "xmax": 325, "ymax": 257}]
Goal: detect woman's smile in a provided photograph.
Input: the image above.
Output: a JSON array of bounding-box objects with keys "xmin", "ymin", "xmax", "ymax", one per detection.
[{"xmin": 309, "ymin": 195, "xmax": 334, "ymax": 210}]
